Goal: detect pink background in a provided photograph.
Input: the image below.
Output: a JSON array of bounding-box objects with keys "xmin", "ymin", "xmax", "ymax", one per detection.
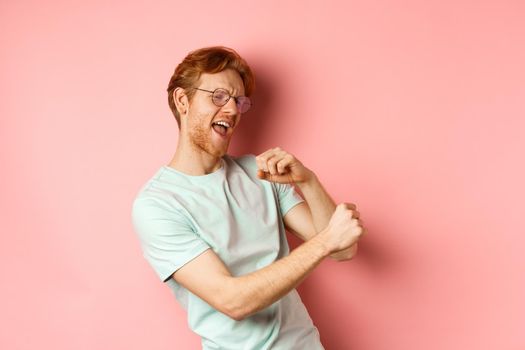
[{"xmin": 1, "ymin": 1, "xmax": 524, "ymax": 349}]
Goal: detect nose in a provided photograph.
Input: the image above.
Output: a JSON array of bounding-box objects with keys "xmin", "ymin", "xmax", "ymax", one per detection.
[{"xmin": 221, "ymin": 96, "xmax": 240, "ymax": 115}]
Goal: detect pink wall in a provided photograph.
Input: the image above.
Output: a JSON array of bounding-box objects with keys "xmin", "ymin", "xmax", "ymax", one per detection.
[{"xmin": 2, "ymin": 1, "xmax": 524, "ymax": 349}]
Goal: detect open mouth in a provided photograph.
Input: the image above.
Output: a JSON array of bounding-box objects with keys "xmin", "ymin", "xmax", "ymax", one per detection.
[{"xmin": 212, "ymin": 121, "xmax": 232, "ymax": 137}]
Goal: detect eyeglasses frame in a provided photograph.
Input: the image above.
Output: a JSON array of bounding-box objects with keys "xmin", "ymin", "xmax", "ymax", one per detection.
[{"xmin": 191, "ymin": 87, "xmax": 252, "ymax": 113}]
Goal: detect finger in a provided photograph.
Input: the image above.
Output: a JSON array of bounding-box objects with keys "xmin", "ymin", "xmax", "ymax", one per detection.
[
  {"xmin": 266, "ymin": 154, "xmax": 282, "ymax": 175},
  {"xmin": 255, "ymin": 157, "xmax": 265, "ymax": 172},
  {"xmin": 256, "ymin": 148, "xmax": 282, "ymax": 172},
  {"xmin": 350, "ymin": 218, "xmax": 363, "ymax": 227},
  {"xmin": 257, "ymin": 147, "xmax": 284, "ymax": 161},
  {"xmin": 255, "ymin": 149, "xmax": 276, "ymax": 172},
  {"xmin": 275, "ymin": 155, "xmax": 294, "ymax": 175},
  {"xmin": 256, "ymin": 148, "xmax": 276, "ymax": 161},
  {"xmin": 258, "ymin": 170, "xmax": 294, "ymax": 184},
  {"xmin": 350, "ymin": 210, "xmax": 360, "ymax": 219},
  {"xmin": 255, "ymin": 152, "xmax": 270, "ymax": 172},
  {"xmin": 265, "ymin": 149, "xmax": 289, "ymax": 176},
  {"xmin": 257, "ymin": 169, "xmax": 266, "ymax": 179},
  {"xmin": 343, "ymin": 202, "xmax": 357, "ymax": 210}
]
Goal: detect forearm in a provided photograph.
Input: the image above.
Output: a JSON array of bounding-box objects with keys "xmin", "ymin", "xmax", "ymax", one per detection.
[
  {"xmin": 297, "ymin": 172, "xmax": 337, "ymax": 233},
  {"xmin": 224, "ymin": 232, "xmax": 330, "ymax": 320}
]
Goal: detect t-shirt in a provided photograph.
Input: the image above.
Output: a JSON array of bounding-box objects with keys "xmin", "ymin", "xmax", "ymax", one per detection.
[{"xmin": 131, "ymin": 154, "xmax": 325, "ymax": 350}]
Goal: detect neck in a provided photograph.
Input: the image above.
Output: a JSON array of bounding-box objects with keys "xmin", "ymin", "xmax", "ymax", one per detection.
[{"xmin": 167, "ymin": 134, "xmax": 224, "ymax": 176}]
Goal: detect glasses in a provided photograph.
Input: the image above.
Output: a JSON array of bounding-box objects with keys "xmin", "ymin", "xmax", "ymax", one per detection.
[{"xmin": 192, "ymin": 87, "xmax": 252, "ymax": 114}]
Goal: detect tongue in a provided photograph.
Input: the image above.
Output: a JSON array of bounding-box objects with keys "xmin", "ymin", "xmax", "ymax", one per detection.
[{"xmin": 213, "ymin": 124, "xmax": 227, "ymax": 136}]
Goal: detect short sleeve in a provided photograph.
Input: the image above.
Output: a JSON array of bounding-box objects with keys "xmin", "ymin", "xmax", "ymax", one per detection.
[
  {"xmin": 273, "ymin": 182, "xmax": 305, "ymax": 217},
  {"xmin": 241, "ymin": 153, "xmax": 305, "ymax": 218},
  {"xmin": 132, "ymin": 197, "xmax": 211, "ymax": 282}
]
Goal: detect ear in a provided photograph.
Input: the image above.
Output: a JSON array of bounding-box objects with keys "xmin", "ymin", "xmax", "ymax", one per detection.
[{"xmin": 173, "ymin": 87, "xmax": 189, "ymax": 116}]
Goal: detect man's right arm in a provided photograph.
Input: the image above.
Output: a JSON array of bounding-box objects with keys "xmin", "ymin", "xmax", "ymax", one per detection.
[{"xmin": 172, "ymin": 203, "xmax": 363, "ymax": 321}]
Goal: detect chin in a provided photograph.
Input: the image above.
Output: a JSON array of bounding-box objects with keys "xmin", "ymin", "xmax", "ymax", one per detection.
[
  {"xmin": 208, "ymin": 145, "xmax": 228, "ymax": 158},
  {"xmin": 212, "ymin": 141, "xmax": 231, "ymax": 156},
  {"xmin": 217, "ymin": 148, "xmax": 229, "ymax": 157}
]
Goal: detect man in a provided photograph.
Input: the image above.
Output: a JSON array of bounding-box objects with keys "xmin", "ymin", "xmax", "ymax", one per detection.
[{"xmin": 131, "ymin": 46, "xmax": 365, "ymax": 349}]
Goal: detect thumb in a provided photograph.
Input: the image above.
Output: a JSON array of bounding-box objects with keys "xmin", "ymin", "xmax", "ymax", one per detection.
[{"xmin": 257, "ymin": 170, "xmax": 293, "ymax": 183}]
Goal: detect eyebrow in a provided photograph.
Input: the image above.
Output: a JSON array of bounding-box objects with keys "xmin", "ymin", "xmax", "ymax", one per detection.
[{"xmin": 217, "ymin": 87, "xmax": 245, "ymax": 97}]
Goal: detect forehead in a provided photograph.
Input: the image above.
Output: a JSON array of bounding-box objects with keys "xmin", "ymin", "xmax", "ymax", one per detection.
[{"xmin": 197, "ymin": 69, "xmax": 245, "ymax": 95}]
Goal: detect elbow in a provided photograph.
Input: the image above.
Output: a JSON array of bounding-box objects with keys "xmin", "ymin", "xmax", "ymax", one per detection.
[
  {"xmin": 221, "ymin": 297, "xmax": 252, "ymax": 321},
  {"xmin": 217, "ymin": 279, "xmax": 253, "ymax": 321},
  {"xmin": 226, "ymin": 308, "xmax": 248, "ymax": 322}
]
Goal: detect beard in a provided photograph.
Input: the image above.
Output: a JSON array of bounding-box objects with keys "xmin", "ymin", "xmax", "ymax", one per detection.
[{"xmin": 188, "ymin": 119, "xmax": 230, "ymax": 158}]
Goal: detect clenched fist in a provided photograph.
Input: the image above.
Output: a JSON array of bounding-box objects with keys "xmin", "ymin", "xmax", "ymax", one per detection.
[
  {"xmin": 255, "ymin": 147, "xmax": 314, "ymax": 185},
  {"xmin": 320, "ymin": 203, "xmax": 365, "ymax": 256}
]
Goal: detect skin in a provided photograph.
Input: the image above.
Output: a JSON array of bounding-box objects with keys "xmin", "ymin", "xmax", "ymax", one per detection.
[
  {"xmin": 168, "ymin": 68, "xmax": 245, "ymax": 175},
  {"xmin": 166, "ymin": 68, "xmax": 366, "ymax": 321},
  {"xmin": 255, "ymin": 147, "xmax": 360, "ymax": 261}
]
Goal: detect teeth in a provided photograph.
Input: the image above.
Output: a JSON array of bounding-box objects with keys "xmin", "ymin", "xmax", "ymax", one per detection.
[{"xmin": 215, "ymin": 121, "xmax": 231, "ymax": 128}]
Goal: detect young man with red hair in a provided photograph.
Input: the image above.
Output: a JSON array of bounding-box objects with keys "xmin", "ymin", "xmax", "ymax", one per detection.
[{"xmin": 132, "ymin": 46, "xmax": 365, "ymax": 349}]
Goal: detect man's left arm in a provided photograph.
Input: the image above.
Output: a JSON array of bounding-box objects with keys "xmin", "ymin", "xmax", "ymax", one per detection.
[
  {"xmin": 295, "ymin": 174, "xmax": 336, "ymax": 234},
  {"xmin": 256, "ymin": 147, "xmax": 359, "ymax": 261}
]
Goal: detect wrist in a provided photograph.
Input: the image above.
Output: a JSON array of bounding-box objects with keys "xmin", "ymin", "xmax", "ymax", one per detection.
[
  {"xmin": 296, "ymin": 169, "xmax": 318, "ymax": 189},
  {"xmin": 310, "ymin": 228, "xmax": 333, "ymax": 257}
]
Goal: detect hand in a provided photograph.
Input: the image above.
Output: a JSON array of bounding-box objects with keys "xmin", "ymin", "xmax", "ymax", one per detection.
[
  {"xmin": 330, "ymin": 243, "xmax": 358, "ymax": 261},
  {"xmin": 255, "ymin": 147, "xmax": 314, "ymax": 184},
  {"xmin": 320, "ymin": 203, "xmax": 365, "ymax": 254}
]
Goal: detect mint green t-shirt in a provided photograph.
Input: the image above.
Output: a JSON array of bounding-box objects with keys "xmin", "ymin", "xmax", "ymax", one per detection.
[{"xmin": 131, "ymin": 154, "xmax": 324, "ymax": 350}]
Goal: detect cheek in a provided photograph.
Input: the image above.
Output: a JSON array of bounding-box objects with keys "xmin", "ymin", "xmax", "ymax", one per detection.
[
  {"xmin": 187, "ymin": 110, "xmax": 215, "ymax": 131},
  {"xmin": 193, "ymin": 106, "xmax": 219, "ymax": 123}
]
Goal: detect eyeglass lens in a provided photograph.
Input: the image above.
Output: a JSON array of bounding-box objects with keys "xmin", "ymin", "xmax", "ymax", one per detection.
[{"xmin": 212, "ymin": 89, "xmax": 251, "ymax": 113}]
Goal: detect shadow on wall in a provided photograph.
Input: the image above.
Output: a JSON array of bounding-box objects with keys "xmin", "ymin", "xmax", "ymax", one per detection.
[
  {"xmin": 287, "ymin": 217, "xmax": 404, "ymax": 349},
  {"xmin": 228, "ymin": 61, "xmax": 284, "ymax": 156},
  {"xmin": 230, "ymin": 56, "xmax": 406, "ymax": 349}
]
